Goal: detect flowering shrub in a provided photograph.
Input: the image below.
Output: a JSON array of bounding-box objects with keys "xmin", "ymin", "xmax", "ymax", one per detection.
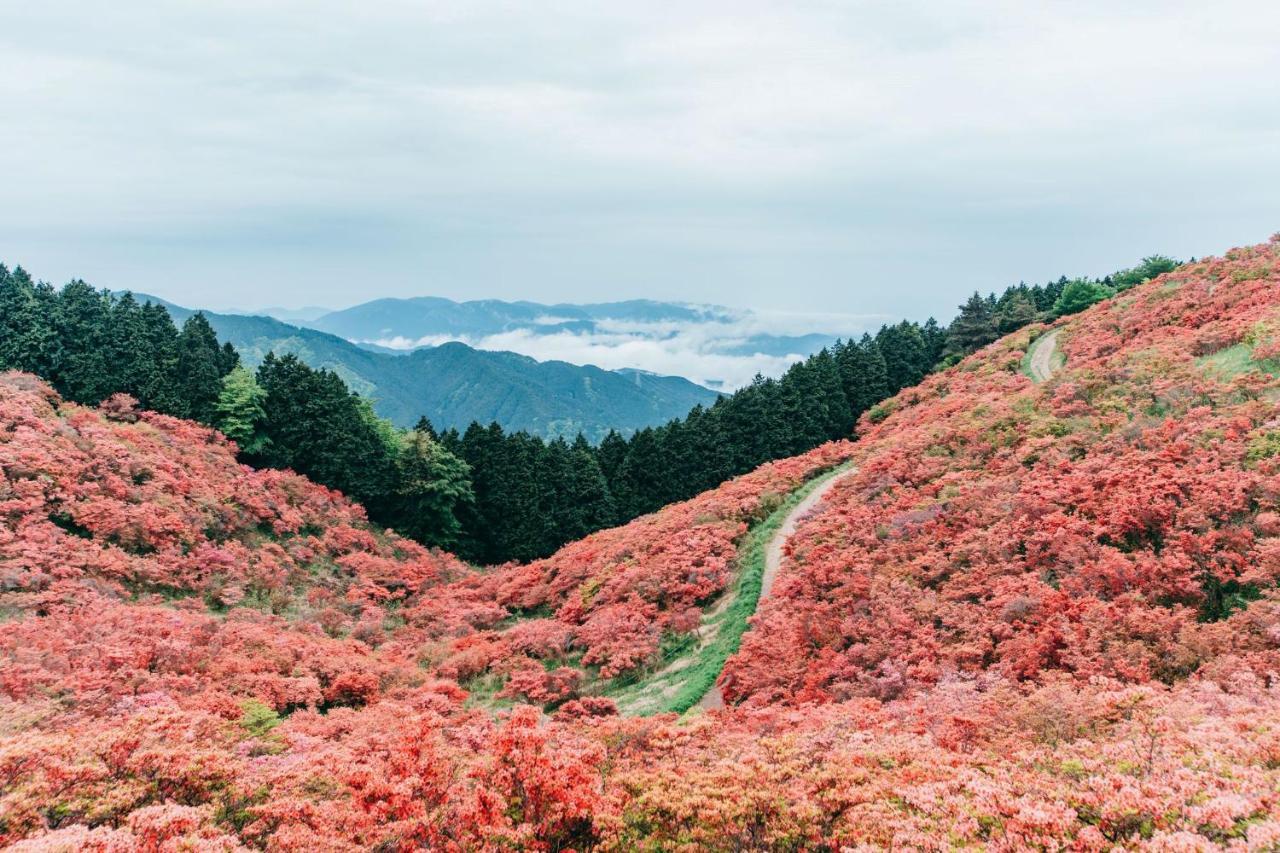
[
  {"xmin": 0, "ymin": 373, "xmax": 468, "ymax": 630},
  {"xmin": 722, "ymin": 238, "xmax": 1280, "ymax": 705},
  {"xmin": 421, "ymin": 439, "xmax": 854, "ymax": 687}
]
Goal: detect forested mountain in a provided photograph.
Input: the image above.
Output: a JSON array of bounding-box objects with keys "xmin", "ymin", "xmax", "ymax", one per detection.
[
  {"xmin": 133, "ymin": 294, "xmax": 720, "ymax": 440},
  {"xmin": 3, "ymin": 238, "xmax": 1277, "ymax": 849}
]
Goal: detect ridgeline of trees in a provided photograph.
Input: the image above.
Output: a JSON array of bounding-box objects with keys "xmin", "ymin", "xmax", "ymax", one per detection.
[{"xmin": 0, "ymin": 256, "xmax": 1178, "ymax": 564}]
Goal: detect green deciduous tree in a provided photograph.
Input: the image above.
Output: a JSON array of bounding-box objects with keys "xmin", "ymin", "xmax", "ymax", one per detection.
[
  {"xmin": 387, "ymin": 429, "xmax": 474, "ymax": 547},
  {"xmin": 1053, "ymin": 279, "xmax": 1113, "ymax": 316},
  {"xmin": 1111, "ymin": 255, "xmax": 1180, "ymax": 291},
  {"xmin": 214, "ymin": 367, "xmax": 272, "ymax": 457}
]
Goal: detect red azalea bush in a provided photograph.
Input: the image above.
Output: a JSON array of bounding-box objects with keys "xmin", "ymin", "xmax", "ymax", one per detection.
[
  {"xmin": 419, "ymin": 439, "xmax": 854, "ymax": 688},
  {"xmin": 0, "ymin": 373, "xmax": 468, "ymax": 629}
]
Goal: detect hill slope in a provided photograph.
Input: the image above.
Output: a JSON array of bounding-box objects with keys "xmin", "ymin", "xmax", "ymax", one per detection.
[
  {"xmin": 144, "ymin": 297, "xmax": 719, "ymax": 439},
  {"xmin": 721, "ymin": 237, "xmax": 1280, "ymax": 708},
  {"xmin": 5, "ymin": 237, "xmax": 1280, "ymax": 849}
]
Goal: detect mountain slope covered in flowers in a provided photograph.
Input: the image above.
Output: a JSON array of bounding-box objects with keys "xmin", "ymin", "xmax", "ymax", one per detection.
[
  {"xmin": 722, "ymin": 237, "xmax": 1280, "ymax": 707},
  {"xmin": 4, "ymin": 237, "xmax": 1280, "ymax": 849}
]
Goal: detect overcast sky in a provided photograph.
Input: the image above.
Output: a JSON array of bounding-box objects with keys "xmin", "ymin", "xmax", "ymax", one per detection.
[{"xmin": 2, "ymin": 0, "xmax": 1277, "ymax": 323}]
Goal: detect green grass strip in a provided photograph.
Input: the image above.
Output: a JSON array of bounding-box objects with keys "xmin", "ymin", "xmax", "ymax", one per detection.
[{"xmin": 606, "ymin": 460, "xmax": 856, "ymax": 716}]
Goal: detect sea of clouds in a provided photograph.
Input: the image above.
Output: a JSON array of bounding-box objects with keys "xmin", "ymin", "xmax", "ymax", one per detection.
[{"xmin": 363, "ymin": 310, "xmax": 886, "ymax": 390}]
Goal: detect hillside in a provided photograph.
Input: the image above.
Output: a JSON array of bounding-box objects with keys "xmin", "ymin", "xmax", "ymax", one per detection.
[
  {"xmin": 146, "ymin": 296, "xmax": 719, "ymax": 439},
  {"xmin": 4, "ymin": 237, "xmax": 1280, "ymax": 849}
]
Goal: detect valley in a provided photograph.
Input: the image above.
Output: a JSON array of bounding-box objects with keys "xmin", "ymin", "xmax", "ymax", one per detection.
[
  {"xmin": 5, "ymin": 1, "xmax": 1277, "ymax": 846},
  {"xmin": 3, "ymin": 238, "xmax": 1279, "ymax": 848}
]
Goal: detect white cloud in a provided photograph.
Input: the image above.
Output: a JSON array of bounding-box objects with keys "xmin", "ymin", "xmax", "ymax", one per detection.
[{"xmin": 361, "ymin": 309, "xmax": 886, "ymax": 389}]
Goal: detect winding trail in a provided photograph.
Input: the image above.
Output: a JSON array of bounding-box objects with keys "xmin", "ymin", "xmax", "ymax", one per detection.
[
  {"xmin": 1027, "ymin": 328, "xmax": 1062, "ymax": 383},
  {"xmin": 696, "ymin": 330, "xmax": 1063, "ymax": 713},
  {"xmin": 697, "ymin": 465, "xmax": 859, "ymax": 710}
]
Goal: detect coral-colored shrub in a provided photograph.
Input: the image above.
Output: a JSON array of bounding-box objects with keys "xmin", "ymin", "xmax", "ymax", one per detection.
[
  {"xmin": 417, "ymin": 439, "xmax": 853, "ymax": 690},
  {"xmin": 722, "ymin": 239, "xmax": 1280, "ymax": 705}
]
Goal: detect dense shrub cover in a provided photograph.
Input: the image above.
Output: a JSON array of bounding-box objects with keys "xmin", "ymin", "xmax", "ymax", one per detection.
[
  {"xmin": 0, "ymin": 375, "xmax": 467, "ymax": 618},
  {"xmin": 421, "ymin": 440, "xmax": 854, "ymax": 687},
  {"xmin": 721, "ymin": 238, "xmax": 1280, "ymax": 707},
  {"xmin": 3, "ymin": 239, "xmax": 1280, "ymax": 849}
]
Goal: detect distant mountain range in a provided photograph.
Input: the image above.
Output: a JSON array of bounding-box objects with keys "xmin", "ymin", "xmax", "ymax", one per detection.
[
  {"xmin": 134, "ymin": 295, "xmax": 720, "ymax": 441},
  {"xmin": 248, "ymin": 296, "xmax": 842, "ymax": 390},
  {"xmin": 300, "ymin": 297, "xmax": 738, "ymax": 343},
  {"xmin": 294, "ymin": 297, "xmax": 836, "ymax": 361}
]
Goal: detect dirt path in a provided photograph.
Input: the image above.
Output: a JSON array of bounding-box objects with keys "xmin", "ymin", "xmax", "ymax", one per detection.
[
  {"xmin": 1027, "ymin": 328, "xmax": 1062, "ymax": 383},
  {"xmin": 698, "ymin": 466, "xmax": 858, "ymax": 710}
]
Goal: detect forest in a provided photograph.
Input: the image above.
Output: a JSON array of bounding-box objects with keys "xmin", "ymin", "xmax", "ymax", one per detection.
[{"xmin": 0, "ymin": 256, "xmax": 1177, "ymax": 564}]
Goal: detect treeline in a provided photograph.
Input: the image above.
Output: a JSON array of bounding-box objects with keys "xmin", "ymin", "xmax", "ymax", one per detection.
[
  {"xmin": 0, "ymin": 256, "xmax": 1177, "ymax": 564},
  {"xmin": 0, "ymin": 268, "xmax": 473, "ymax": 547},
  {"xmin": 0, "ymin": 271, "xmax": 238, "ymax": 422},
  {"xmin": 438, "ymin": 255, "xmax": 1179, "ymax": 561}
]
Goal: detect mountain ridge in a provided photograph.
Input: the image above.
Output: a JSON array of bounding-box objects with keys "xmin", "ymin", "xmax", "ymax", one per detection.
[{"xmin": 123, "ymin": 292, "xmax": 720, "ymax": 440}]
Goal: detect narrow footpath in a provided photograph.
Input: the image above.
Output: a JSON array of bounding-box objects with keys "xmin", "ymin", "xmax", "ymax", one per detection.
[
  {"xmin": 695, "ymin": 327, "xmax": 1064, "ymax": 712},
  {"xmin": 1027, "ymin": 328, "xmax": 1062, "ymax": 383},
  {"xmin": 698, "ymin": 466, "xmax": 859, "ymax": 710}
]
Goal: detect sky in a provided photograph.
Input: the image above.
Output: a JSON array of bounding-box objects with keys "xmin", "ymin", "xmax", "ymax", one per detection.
[{"xmin": 2, "ymin": 0, "xmax": 1278, "ymax": 328}]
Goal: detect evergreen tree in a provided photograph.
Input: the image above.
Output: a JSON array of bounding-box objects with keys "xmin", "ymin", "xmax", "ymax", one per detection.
[
  {"xmin": 413, "ymin": 416, "xmax": 439, "ymax": 440},
  {"xmin": 566, "ymin": 434, "xmax": 616, "ymax": 536},
  {"xmin": 53, "ymin": 280, "xmax": 113, "ymax": 404},
  {"xmin": 138, "ymin": 301, "xmax": 184, "ymax": 413},
  {"xmin": 256, "ymin": 353, "xmax": 396, "ymax": 507},
  {"xmin": 1040, "ymin": 276, "xmax": 1069, "ymax": 310},
  {"xmin": 0, "ymin": 266, "xmax": 59, "ymax": 377},
  {"xmin": 995, "ymin": 291, "xmax": 1038, "ymax": 334},
  {"xmin": 778, "ymin": 361, "xmax": 822, "ymax": 453},
  {"xmin": 538, "ymin": 436, "xmax": 609, "ymax": 552},
  {"xmin": 686, "ymin": 402, "xmax": 732, "ymax": 493},
  {"xmin": 945, "ymin": 292, "xmax": 999, "ymax": 358},
  {"xmin": 807, "ymin": 348, "xmax": 853, "ymax": 440},
  {"xmin": 920, "ymin": 318, "xmax": 947, "ymax": 366},
  {"xmin": 613, "ymin": 427, "xmax": 666, "ymax": 518},
  {"xmin": 834, "ymin": 334, "xmax": 890, "ymax": 418},
  {"xmin": 176, "ymin": 313, "xmax": 234, "ymax": 422},
  {"xmin": 453, "ymin": 422, "xmax": 502, "ymax": 563},
  {"xmin": 106, "ymin": 293, "xmax": 150, "ymax": 401},
  {"xmin": 876, "ymin": 322, "xmax": 930, "ymax": 392},
  {"xmin": 597, "ymin": 430, "xmax": 629, "ymax": 488}
]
